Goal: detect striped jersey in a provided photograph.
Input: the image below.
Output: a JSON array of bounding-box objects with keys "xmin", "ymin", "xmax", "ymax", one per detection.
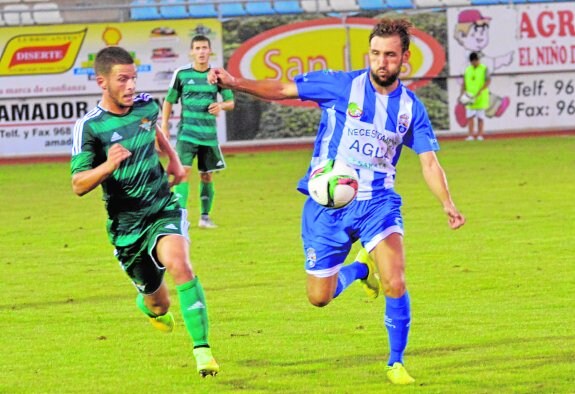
[
  {"xmin": 295, "ymin": 69, "xmax": 439, "ymax": 200},
  {"xmin": 71, "ymin": 93, "xmax": 176, "ymax": 247},
  {"xmin": 165, "ymin": 65, "xmax": 234, "ymax": 146}
]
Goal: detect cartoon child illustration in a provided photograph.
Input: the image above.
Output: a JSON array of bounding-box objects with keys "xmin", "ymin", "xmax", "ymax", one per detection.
[{"xmin": 453, "ymin": 9, "xmax": 513, "ymax": 127}]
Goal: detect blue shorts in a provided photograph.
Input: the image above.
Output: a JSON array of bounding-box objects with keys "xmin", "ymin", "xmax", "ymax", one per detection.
[{"xmin": 301, "ymin": 190, "xmax": 404, "ymax": 278}]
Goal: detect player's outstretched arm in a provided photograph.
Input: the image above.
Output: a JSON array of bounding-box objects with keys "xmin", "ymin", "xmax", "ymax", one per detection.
[
  {"xmin": 418, "ymin": 151, "xmax": 466, "ymax": 230},
  {"xmin": 72, "ymin": 143, "xmax": 131, "ymax": 196},
  {"xmin": 155, "ymin": 125, "xmax": 185, "ymax": 186},
  {"xmin": 208, "ymin": 68, "xmax": 299, "ymax": 101}
]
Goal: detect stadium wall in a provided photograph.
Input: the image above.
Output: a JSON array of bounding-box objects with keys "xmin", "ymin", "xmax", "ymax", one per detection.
[{"xmin": 0, "ymin": 2, "xmax": 574, "ymax": 159}]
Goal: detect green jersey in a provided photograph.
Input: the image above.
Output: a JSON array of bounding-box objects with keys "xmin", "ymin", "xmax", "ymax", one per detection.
[
  {"xmin": 71, "ymin": 93, "xmax": 177, "ymax": 247},
  {"xmin": 165, "ymin": 65, "xmax": 234, "ymax": 146}
]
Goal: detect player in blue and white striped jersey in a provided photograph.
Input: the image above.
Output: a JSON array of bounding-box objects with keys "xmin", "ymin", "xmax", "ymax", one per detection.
[{"xmin": 209, "ymin": 18, "xmax": 465, "ymax": 385}]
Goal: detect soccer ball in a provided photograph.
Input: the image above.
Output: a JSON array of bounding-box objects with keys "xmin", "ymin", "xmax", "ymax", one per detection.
[
  {"xmin": 458, "ymin": 92, "xmax": 475, "ymax": 105},
  {"xmin": 308, "ymin": 160, "xmax": 359, "ymax": 209}
]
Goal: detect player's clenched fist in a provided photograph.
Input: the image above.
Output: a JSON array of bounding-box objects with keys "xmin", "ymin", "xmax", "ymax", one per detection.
[
  {"xmin": 207, "ymin": 68, "xmax": 236, "ymax": 88},
  {"xmin": 106, "ymin": 143, "xmax": 132, "ymax": 171}
]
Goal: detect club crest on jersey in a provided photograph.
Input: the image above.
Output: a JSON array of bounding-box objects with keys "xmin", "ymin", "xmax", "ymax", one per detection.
[
  {"xmin": 347, "ymin": 102, "xmax": 362, "ymax": 118},
  {"xmin": 305, "ymin": 247, "xmax": 317, "ymax": 269},
  {"xmin": 398, "ymin": 113, "xmax": 410, "ymax": 133},
  {"xmin": 139, "ymin": 118, "xmax": 152, "ymax": 132}
]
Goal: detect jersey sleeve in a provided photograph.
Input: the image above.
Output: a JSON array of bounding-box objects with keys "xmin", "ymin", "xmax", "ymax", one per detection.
[
  {"xmin": 294, "ymin": 70, "xmax": 349, "ymax": 108},
  {"xmin": 403, "ymin": 99, "xmax": 440, "ymax": 154},
  {"xmin": 165, "ymin": 70, "xmax": 183, "ymax": 104},
  {"xmin": 219, "ymin": 87, "xmax": 234, "ymax": 102},
  {"xmin": 70, "ymin": 120, "xmax": 98, "ymax": 175}
]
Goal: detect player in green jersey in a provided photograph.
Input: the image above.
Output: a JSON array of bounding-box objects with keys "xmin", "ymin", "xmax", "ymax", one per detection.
[
  {"xmin": 161, "ymin": 35, "xmax": 235, "ymax": 229},
  {"xmin": 71, "ymin": 46, "xmax": 219, "ymax": 377}
]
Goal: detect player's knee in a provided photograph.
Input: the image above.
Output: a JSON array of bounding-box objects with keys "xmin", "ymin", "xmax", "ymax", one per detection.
[
  {"xmin": 168, "ymin": 262, "xmax": 194, "ymax": 283},
  {"xmin": 307, "ymin": 293, "xmax": 332, "ymax": 308},
  {"xmin": 382, "ymin": 278, "xmax": 406, "ymax": 298},
  {"xmin": 200, "ymin": 172, "xmax": 212, "ymax": 183}
]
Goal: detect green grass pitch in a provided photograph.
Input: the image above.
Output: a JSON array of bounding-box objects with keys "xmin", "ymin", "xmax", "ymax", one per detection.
[{"xmin": 1, "ymin": 136, "xmax": 574, "ymax": 393}]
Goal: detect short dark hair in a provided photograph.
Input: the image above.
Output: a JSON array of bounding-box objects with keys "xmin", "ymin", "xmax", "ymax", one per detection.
[
  {"xmin": 94, "ymin": 46, "xmax": 134, "ymax": 76},
  {"xmin": 369, "ymin": 18, "xmax": 412, "ymax": 53},
  {"xmin": 191, "ymin": 35, "xmax": 211, "ymax": 49},
  {"xmin": 469, "ymin": 52, "xmax": 480, "ymax": 62}
]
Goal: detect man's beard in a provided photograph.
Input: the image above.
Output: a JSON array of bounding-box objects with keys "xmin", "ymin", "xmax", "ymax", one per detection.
[
  {"xmin": 370, "ymin": 68, "xmax": 401, "ymax": 88},
  {"xmin": 112, "ymin": 94, "xmax": 133, "ymax": 110}
]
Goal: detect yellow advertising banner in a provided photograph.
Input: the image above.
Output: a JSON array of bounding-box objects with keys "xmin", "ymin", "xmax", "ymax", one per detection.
[
  {"xmin": 0, "ymin": 19, "xmax": 222, "ymax": 99},
  {"xmin": 228, "ymin": 18, "xmax": 445, "ymax": 107},
  {"xmin": 0, "ymin": 29, "xmax": 87, "ymax": 76}
]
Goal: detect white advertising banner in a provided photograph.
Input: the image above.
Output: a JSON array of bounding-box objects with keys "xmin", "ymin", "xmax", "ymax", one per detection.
[
  {"xmin": 0, "ymin": 95, "xmax": 184, "ymax": 158},
  {"xmin": 0, "ymin": 19, "xmax": 223, "ymax": 158},
  {"xmin": 447, "ymin": 3, "xmax": 575, "ymax": 133}
]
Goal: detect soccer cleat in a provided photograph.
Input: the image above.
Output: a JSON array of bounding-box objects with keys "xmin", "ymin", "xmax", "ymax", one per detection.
[
  {"xmin": 355, "ymin": 248, "xmax": 380, "ymax": 299},
  {"xmin": 465, "ymin": 136, "xmax": 475, "ymax": 141},
  {"xmin": 193, "ymin": 347, "xmax": 219, "ymax": 377},
  {"xmin": 198, "ymin": 216, "xmax": 217, "ymax": 229},
  {"xmin": 386, "ymin": 362, "xmax": 415, "ymax": 385},
  {"xmin": 149, "ymin": 312, "xmax": 175, "ymax": 333}
]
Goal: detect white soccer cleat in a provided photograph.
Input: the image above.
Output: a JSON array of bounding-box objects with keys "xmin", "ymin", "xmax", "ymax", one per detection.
[{"xmin": 198, "ymin": 216, "xmax": 217, "ymax": 229}]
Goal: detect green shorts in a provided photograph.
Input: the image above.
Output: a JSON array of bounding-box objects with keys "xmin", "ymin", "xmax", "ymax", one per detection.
[
  {"xmin": 176, "ymin": 140, "xmax": 226, "ymax": 172},
  {"xmin": 114, "ymin": 207, "xmax": 189, "ymax": 294}
]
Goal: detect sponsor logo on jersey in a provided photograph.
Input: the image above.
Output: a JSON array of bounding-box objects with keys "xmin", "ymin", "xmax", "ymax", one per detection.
[
  {"xmin": 110, "ymin": 131, "xmax": 123, "ymax": 142},
  {"xmin": 347, "ymin": 102, "xmax": 363, "ymax": 118}
]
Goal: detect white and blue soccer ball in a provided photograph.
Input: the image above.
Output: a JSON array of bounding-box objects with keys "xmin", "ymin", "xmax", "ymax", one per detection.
[{"xmin": 308, "ymin": 160, "xmax": 359, "ymax": 209}]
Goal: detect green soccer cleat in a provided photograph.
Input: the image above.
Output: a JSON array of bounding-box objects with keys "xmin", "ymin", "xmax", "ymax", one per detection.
[
  {"xmin": 193, "ymin": 347, "xmax": 220, "ymax": 377},
  {"xmin": 149, "ymin": 312, "xmax": 175, "ymax": 333},
  {"xmin": 386, "ymin": 362, "xmax": 415, "ymax": 385},
  {"xmin": 355, "ymin": 248, "xmax": 381, "ymax": 299}
]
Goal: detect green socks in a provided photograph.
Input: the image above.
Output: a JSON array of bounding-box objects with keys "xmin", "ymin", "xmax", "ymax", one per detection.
[
  {"xmin": 177, "ymin": 277, "xmax": 210, "ymax": 347},
  {"xmin": 175, "ymin": 181, "xmax": 189, "ymax": 209},
  {"xmin": 175, "ymin": 181, "xmax": 214, "ymax": 214},
  {"xmin": 199, "ymin": 181, "xmax": 214, "ymax": 216}
]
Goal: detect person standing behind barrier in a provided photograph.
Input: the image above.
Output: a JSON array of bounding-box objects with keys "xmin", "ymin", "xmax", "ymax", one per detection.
[
  {"xmin": 461, "ymin": 52, "xmax": 490, "ymax": 141},
  {"xmin": 161, "ymin": 35, "xmax": 235, "ymax": 229}
]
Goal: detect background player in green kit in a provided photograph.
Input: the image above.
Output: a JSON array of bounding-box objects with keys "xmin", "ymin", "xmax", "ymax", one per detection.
[
  {"xmin": 161, "ymin": 35, "xmax": 235, "ymax": 229},
  {"xmin": 71, "ymin": 46, "xmax": 219, "ymax": 377}
]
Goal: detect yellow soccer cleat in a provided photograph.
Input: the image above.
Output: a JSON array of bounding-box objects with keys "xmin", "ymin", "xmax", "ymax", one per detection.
[
  {"xmin": 355, "ymin": 248, "xmax": 381, "ymax": 299},
  {"xmin": 193, "ymin": 347, "xmax": 220, "ymax": 377},
  {"xmin": 386, "ymin": 362, "xmax": 415, "ymax": 385},
  {"xmin": 149, "ymin": 312, "xmax": 175, "ymax": 333}
]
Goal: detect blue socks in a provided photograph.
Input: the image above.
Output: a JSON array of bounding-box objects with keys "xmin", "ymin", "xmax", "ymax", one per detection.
[
  {"xmin": 333, "ymin": 261, "xmax": 368, "ymax": 298},
  {"xmin": 385, "ymin": 292, "xmax": 411, "ymax": 366}
]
